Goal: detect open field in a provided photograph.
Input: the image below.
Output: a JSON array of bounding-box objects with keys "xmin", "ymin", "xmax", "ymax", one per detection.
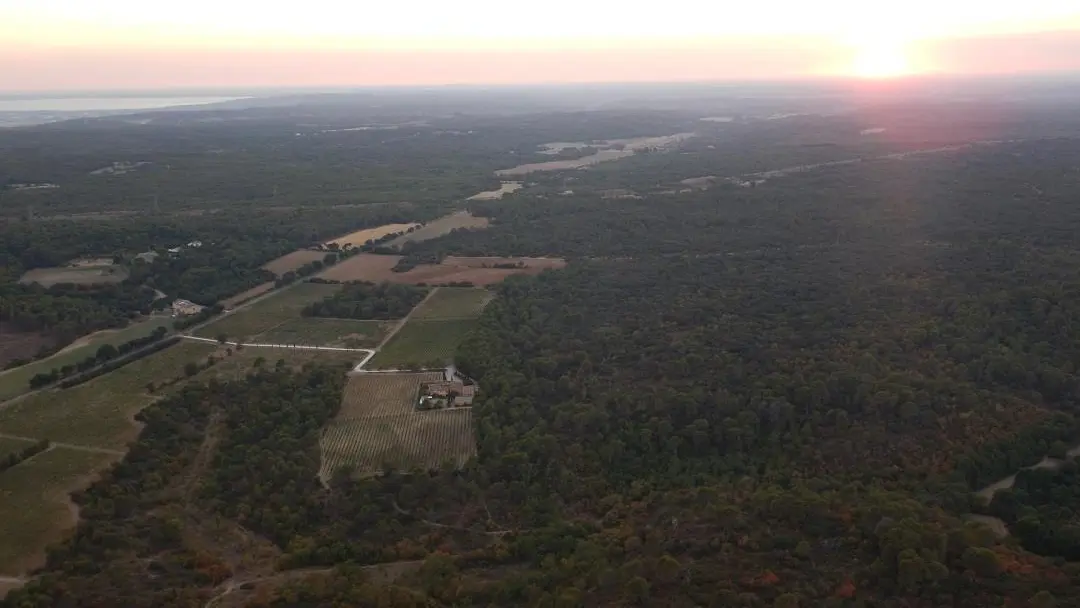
[
  {"xmin": 220, "ymin": 281, "xmax": 274, "ymax": 308},
  {"xmin": 194, "ymin": 282, "xmax": 341, "ymax": 340},
  {"xmin": 0, "ymin": 318, "xmax": 175, "ymax": 402},
  {"xmin": 0, "ymin": 447, "xmax": 118, "ymax": 575},
  {"xmin": 261, "ymin": 250, "xmax": 328, "ymax": 276},
  {"xmin": 384, "ymin": 212, "xmax": 489, "ymax": 249},
  {"xmin": 18, "ymin": 265, "xmax": 128, "ymax": 287},
  {"xmin": 411, "ymin": 288, "xmax": 492, "ymax": 320},
  {"xmin": 0, "ymin": 437, "xmax": 35, "ymax": 460},
  {"xmin": 325, "ymin": 223, "xmax": 420, "ymax": 248},
  {"xmin": 368, "ymin": 320, "xmax": 476, "ymax": 369},
  {"xmin": 0, "ymin": 322, "xmax": 57, "ymax": 369},
  {"xmin": 0, "ymin": 341, "xmax": 216, "ymax": 449},
  {"xmin": 340, "ymin": 372, "xmax": 442, "ymax": 418},
  {"xmin": 318, "ymin": 254, "xmax": 565, "ymax": 286},
  {"xmin": 321, "ymin": 410, "xmax": 475, "ymax": 477},
  {"xmin": 256, "ymin": 317, "xmax": 387, "ymax": 347}
]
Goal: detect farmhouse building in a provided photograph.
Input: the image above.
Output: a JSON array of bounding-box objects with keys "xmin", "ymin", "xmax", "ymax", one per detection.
[
  {"xmin": 418, "ymin": 380, "xmax": 475, "ymax": 409},
  {"xmin": 171, "ymin": 299, "xmax": 204, "ymax": 317}
]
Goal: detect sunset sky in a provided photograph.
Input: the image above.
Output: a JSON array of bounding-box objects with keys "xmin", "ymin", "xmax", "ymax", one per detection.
[{"xmin": 3, "ymin": 0, "xmax": 1080, "ymax": 91}]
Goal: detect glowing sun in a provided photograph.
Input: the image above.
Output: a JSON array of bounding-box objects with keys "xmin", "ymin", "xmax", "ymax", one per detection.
[{"xmin": 852, "ymin": 41, "xmax": 912, "ymax": 79}]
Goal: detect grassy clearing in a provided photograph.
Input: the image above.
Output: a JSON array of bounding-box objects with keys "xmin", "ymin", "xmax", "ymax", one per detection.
[
  {"xmin": 18, "ymin": 265, "xmax": 128, "ymax": 287},
  {"xmin": 0, "ymin": 437, "xmax": 35, "ymax": 460},
  {"xmin": 256, "ymin": 317, "xmax": 386, "ymax": 347},
  {"xmin": 0, "ymin": 317, "xmax": 175, "ymax": 402},
  {"xmin": 368, "ymin": 320, "xmax": 476, "ymax": 369},
  {"xmin": 0, "ymin": 341, "xmax": 216, "ymax": 448},
  {"xmin": 0, "ymin": 446, "xmax": 117, "ymax": 575},
  {"xmin": 194, "ymin": 282, "xmax": 341, "ymax": 340},
  {"xmin": 411, "ymin": 288, "xmax": 492, "ymax": 320}
]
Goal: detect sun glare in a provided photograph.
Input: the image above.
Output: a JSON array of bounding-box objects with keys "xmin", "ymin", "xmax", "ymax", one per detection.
[{"xmin": 852, "ymin": 41, "xmax": 912, "ymax": 79}]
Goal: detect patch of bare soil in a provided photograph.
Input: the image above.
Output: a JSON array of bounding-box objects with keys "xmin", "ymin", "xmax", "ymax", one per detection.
[
  {"xmin": 0, "ymin": 322, "xmax": 56, "ymax": 368},
  {"xmin": 261, "ymin": 250, "xmax": 328, "ymax": 277}
]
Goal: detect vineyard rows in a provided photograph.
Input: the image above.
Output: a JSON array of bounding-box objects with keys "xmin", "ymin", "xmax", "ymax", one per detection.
[
  {"xmin": 319, "ymin": 409, "xmax": 475, "ymax": 478},
  {"xmin": 339, "ymin": 372, "xmax": 442, "ymax": 418}
]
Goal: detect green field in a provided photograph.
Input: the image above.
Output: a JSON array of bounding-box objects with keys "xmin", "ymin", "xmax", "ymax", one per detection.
[
  {"xmin": 0, "ymin": 341, "xmax": 216, "ymax": 449},
  {"xmin": 0, "ymin": 437, "xmax": 35, "ymax": 460},
  {"xmin": 411, "ymin": 288, "xmax": 492, "ymax": 320},
  {"xmin": 0, "ymin": 447, "xmax": 117, "ymax": 574},
  {"xmin": 194, "ymin": 282, "xmax": 341, "ymax": 340},
  {"xmin": 256, "ymin": 317, "xmax": 386, "ymax": 347},
  {"xmin": 0, "ymin": 317, "xmax": 175, "ymax": 402},
  {"xmin": 368, "ymin": 320, "xmax": 477, "ymax": 369}
]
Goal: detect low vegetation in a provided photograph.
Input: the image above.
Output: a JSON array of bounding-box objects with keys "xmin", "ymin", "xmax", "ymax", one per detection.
[
  {"xmin": 193, "ymin": 282, "xmax": 341, "ymax": 340},
  {"xmin": 367, "ymin": 319, "xmax": 477, "ymax": 369},
  {"xmin": 0, "ymin": 447, "xmax": 117, "ymax": 575},
  {"xmin": 0, "ymin": 341, "xmax": 215, "ymax": 448},
  {"xmin": 410, "ymin": 287, "xmax": 492, "ymax": 320},
  {"xmin": 0, "ymin": 318, "xmax": 173, "ymax": 401}
]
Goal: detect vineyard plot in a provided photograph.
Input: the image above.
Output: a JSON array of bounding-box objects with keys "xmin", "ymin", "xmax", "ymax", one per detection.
[
  {"xmin": 320, "ymin": 372, "xmax": 475, "ymax": 479},
  {"xmin": 339, "ymin": 372, "xmax": 442, "ymax": 418},
  {"xmin": 320, "ymin": 410, "xmax": 475, "ymax": 478}
]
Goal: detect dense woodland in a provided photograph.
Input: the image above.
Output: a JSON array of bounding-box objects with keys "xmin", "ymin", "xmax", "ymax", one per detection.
[
  {"xmin": 7, "ymin": 98, "xmax": 1080, "ymax": 606},
  {"xmin": 986, "ymin": 459, "xmax": 1080, "ymax": 560},
  {"xmin": 302, "ymin": 282, "xmax": 429, "ymax": 320}
]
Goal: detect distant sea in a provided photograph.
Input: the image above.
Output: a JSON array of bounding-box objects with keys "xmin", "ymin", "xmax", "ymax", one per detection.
[{"xmin": 0, "ymin": 96, "xmax": 243, "ymax": 112}]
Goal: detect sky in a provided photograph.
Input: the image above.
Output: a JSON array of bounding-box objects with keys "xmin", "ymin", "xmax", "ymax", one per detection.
[{"xmin": 3, "ymin": 0, "xmax": 1080, "ymax": 91}]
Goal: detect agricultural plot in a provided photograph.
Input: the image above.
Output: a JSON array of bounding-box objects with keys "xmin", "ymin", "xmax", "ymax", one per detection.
[
  {"xmin": 256, "ymin": 318, "xmax": 386, "ymax": 348},
  {"xmin": 0, "ymin": 317, "xmax": 175, "ymax": 401},
  {"xmin": 219, "ymin": 281, "xmax": 274, "ymax": 309},
  {"xmin": 411, "ymin": 288, "xmax": 492, "ymax": 320},
  {"xmin": 18, "ymin": 264, "xmax": 128, "ymax": 287},
  {"xmin": 0, "ymin": 341, "xmax": 216, "ymax": 449},
  {"xmin": 0, "ymin": 447, "xmax": 117, "ymax": 575},
  {"xmin": 384, "ymin": 212, "xmax": 489, "ymax": 249},
  {"xmin": 319, "ymin": 254, "xmax": 565, "ymax": 286},
  {"xmin": 367, "ymin": 320, "xmax": 477, "ymax": 369},
  {"xmin": 0, "ymin": 322, "xmax": 57, "ymax": 369},
  {"xmin": 262, "ymin": 250, "xmax": 328, "ymax": 277},
  {"xmin": 321, "ymin": 372, "xmax": 475, "ymax": 478},
  {"xmin": 339, "ymin": 372, "xmax": 443, "ymax": 418},
  {"xmin": 321, "ymin": 411, "xmax": 475, "ymax": 477},
  {"xmin": 194, "ymin": 282, "xmax": 341, "ymax": 340},
  {"xmin": 325, "ymin": 223, "xmax": 420, "ymax": 249}
]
